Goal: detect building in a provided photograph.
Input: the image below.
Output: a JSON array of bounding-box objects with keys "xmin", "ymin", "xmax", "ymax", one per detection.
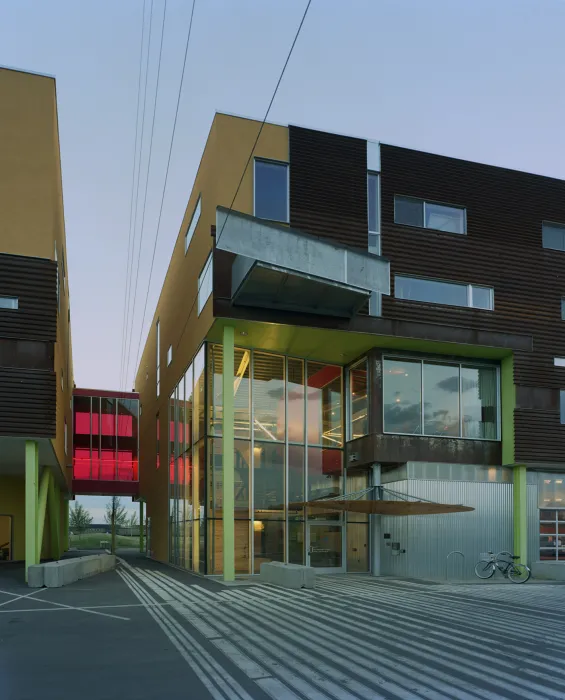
[
  {"xmin": 135, "ymin": 112, "xmax": 565, "ymax": 581},
  {"xmin": 0, "ymin": 67, "xmax": 73, "ymax": 578}
]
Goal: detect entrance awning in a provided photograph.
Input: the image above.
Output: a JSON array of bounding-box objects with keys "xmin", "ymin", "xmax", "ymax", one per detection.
[{"xmin": 290, "ymin": 486, "xmax": 474, "ymax": 516}]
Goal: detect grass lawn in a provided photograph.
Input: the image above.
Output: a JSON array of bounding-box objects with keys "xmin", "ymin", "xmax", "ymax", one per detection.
[{"xmin": 70, "ymin": 533, "xmax": 140, "ymax": 549}]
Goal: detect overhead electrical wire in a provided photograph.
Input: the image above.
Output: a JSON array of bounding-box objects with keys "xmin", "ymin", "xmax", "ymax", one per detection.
[
  {"xmin": 172, "ymin": 0, "xmax": 312, "ymax": 354},
  {"xmin": 123, "ymin": 0, "xmax": 168, "ymax": 392},
  {"xmin": 130, "ymin": 0, "xmax": 197, "ymax": 379},
  {"xmin": 118, "ymin": 0, "xmax": 148, "ymax": 394},
  {"xmin": 120, "ymin": 0, "xmax": 155, "ymax": 395}
]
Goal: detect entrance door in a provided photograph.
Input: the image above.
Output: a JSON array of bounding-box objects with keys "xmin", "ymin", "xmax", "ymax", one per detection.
[
  {"xmin": 307, "ymin": 522, "xmax": 345, "ymax": 572},
  {"xmin": 0, "ymin": 515, "xmax": 12, "ymax": 561}
]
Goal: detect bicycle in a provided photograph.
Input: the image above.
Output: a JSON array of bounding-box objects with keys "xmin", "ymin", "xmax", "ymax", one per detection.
[{"xmin": 474, "ymin": 551, "xmax": 531, "ymax": 583}]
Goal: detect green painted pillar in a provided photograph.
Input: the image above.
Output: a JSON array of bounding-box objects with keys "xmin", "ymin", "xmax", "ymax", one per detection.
[
  {"xmin": 139, "ymin": 500, "xmax": 145, "ymax": 553},
  {"xmin": 513, "ymin": 465, "xmax": 528, "ymax": 564},
  {"xmin": 501, "ymin": 355, "xmax": 515, "ymax": 466},
  {"xmin": 62, "ymin": 499, "xmax": 69, "ymax": 552},
  {"xmin": 48, "ymin": 478, "xmax": 61, "ymax": 560},
  {"xmin": 25, "ymin": 441, "xmax": 39, "ymax": 582},
  {"xmin": 37, "ymin": 469, "xmax": 50, "ymax": 562},
  {"xmin": 222, "ymin": 325, "xmax": 235, "ymax": 582}
]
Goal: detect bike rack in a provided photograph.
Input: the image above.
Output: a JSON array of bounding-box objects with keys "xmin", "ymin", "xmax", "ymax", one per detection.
[{"xmin": 446, "ymin": 550, "xmax": 465, "ymax": 580}]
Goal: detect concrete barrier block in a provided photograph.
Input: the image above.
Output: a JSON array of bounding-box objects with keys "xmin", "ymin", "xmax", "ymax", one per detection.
[
  {"xmin": 38, "ymin": 553, "xmax": 117, "ymax": 588},
  {"xmin": 260, "ymin": 562, "xmax": 315, "ymax": 589},
  {"xmin": 531, "ymin": 561, "xmax": 565, "ymax": 580},
  {"xmin": 27, "ymin": 565, "xmax": 44, "ymax": 588}
]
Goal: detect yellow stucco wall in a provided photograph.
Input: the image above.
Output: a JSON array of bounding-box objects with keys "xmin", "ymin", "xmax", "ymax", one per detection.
[
  {"xmin": 135, "ymin": 113, "xmax": 288, "ymax": 562},
  {"xmin": 0, "ymin": 68, "xmax": 73, "ymax": 490}
]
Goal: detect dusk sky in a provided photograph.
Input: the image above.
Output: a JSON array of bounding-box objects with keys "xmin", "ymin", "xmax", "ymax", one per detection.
[{"xmin": 2, "ymin": 0, "xmax": 565, "ymax": 516}]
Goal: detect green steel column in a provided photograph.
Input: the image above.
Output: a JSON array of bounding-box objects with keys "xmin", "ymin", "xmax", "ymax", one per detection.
[
  {"xmin": 501, "ymin": 355, "xmax": 515, "ymax": 466},
  {"xmin": 222, "ymin": 325, "xmax": 235, "ymax": 582},
  {"xmin": 139, "ymin": 500, "xmax": 145, "ymax": 553},
  {"xmin": 48, "ymin": 478, "xmax": 61, "ymax": 560},
  {"xmin": 513, "ymin": 465, "xmax": 528, "ymax": 564},
  {"xmin": 63, "ymin": 499, "xmax": 69, "ymax": 552},
  {"xmin": 25, "ymin": 441, "xmax": 39, "ymax": 582},
  {"xmin": 37, "ymin": 469, "xmax": 50, "ymax": 562}
]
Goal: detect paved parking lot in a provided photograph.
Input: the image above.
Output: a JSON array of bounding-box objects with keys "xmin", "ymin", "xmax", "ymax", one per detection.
[{"xmin": 2, "ymin": 554, "xmax": 565, "ymax": 699}]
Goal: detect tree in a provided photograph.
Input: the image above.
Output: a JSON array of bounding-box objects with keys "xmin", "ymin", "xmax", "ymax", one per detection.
[
  {"xmin": 69, "ymin": 503, "xmax": 92, "ymax": 535},
  {"xmin": 104, "ymin": 497, "xmax": 128, "ymax": 554},
  {"xmin": 128, "ymin": 512, "xmax": 139, "ymax": 530}
]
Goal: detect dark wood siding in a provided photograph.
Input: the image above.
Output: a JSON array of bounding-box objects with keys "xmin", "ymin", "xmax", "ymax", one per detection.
[
  {"xmin": 0, "ymin": 253, "xmax": 57, "ymax": 342},
  {"xmin": 0, "ymin": 368, "xmax": 56, "ymax": 437},
  {"xmin": 288, "ymin": 125, "xmax": 368, "ymax": 249},
  {"xmin": 380, "ymin": 144, "xmax": 565, "ymax": 464}
]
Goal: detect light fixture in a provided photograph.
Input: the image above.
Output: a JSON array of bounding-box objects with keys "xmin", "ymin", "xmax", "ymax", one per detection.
[
  {"xmin": 240, "ymin": 331, "xmax": 248, "ymax": 336},
  {"xmin": 253, "ymin": 520, "xmax": 264, "ymax": 532},
  {"xmin": 557, "ymin": 480, "xmax": 563, "ymax": 484}
]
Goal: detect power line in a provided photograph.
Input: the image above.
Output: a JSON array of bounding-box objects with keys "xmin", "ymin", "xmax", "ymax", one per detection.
[
  {"xmin": 214, "ymin": 0, "xmax": 312, "ymax": 249},
  {"xmin": 121, "ymin": 0, "xmax": 155, "ymax": 394},
  {"xmin": 123, "ymin": 0, "xmax": 168, "ymax": 392},
  {"xmin": 119, "ymin": 0, "xmax": 147, "ymax": 392},
  {"xmin": 131, "ymin": 0, "xmax": 197, "ymax": 379},
  {"xmin": 172, "ymin": 0, "xmax": 312, "ymax": 354}
]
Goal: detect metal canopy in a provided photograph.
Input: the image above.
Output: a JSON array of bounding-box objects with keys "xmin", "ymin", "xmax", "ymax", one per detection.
[
  {"xmin": 231, "ymin": 258, "xmax": 371, "ymax": 318},
  {"xmin": 289, "ymin": 486, "xmax": 475, "ymax": 517},
  {"xmin": 216, "ymin": 207, "xmax": 390, "ymax": 318}
]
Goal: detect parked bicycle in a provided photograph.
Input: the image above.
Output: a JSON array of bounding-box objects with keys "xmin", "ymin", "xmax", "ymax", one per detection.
[{"xmin": 474, "ymin": 551, "xmax": 531, "ymax": 583}]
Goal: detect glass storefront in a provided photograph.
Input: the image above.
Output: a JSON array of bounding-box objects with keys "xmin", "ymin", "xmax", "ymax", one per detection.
[
  {"xmin": 167, "ymin": 343, "xmax": 345, "ymax": 574},
  {"xmin": 539, "ymin": 475, "xmax": 565, "ymax": 561}
]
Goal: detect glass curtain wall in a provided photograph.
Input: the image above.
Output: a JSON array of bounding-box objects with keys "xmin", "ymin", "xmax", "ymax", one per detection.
[{"xmin": 168, "ymin": 343, "xmax": 344, "ymax": 575}]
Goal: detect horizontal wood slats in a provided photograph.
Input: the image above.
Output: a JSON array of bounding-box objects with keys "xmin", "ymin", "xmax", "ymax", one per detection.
[
  {"xmin": 0, "ymin": 367, "xmax": 56, "ymax": 437},
  {"xmin": 380, "ymin": 144, "xmax": 565, "ymax": 464},
  {"xmin": 289, "ymin": 125, "xmax": 368, "ymax": 249},
  {"xmin": 0, "ymin": 253, "xmax": 57, "ymax": 341}
]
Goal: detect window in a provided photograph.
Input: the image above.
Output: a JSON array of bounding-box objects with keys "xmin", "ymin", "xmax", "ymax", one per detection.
[
  {"xmin": 349, "ymin": 357, "xmax": 369, "ymax": 439},
  {"xmin": 184, "ymin": 196, "xmax": 201, "ymax": 254},
  {"xmin": 54, "ymin": 243, "xmax": 60, "ymax": 312},
  {"xmin": 167, "ymin": 345, "xmax": 173, "ymax": 366},
  {"xmin": 543, "ymin": 222, "xmax": 565, "ymax": 252},
  {"xmin": 368, "ymin": 173, "xmax": 380, "ymax": 253},
  {"xmin": 254, "ymin": 159, "xmax": 288, "ymax": 222},
  {"xmin": 64, "ymin": 418, "xmax": 68, "ymax": 455},
  {"xmin": 395, "ymin": 275, "xmax": 494, "ymax": 310},
  {"xmin": 561, "ymin": 391, "xmax": 565, "ymax": 424},
  {"xmin": 383, "ymin": 357, "xmax": 499, "ymax": 439},
  {"xmin": 561, "ymin": 298, "xmax": 565, "ymax": 320},
  {"xmin": 156, "ymin": 412, "xmax": 160, "ymax": 469},
  {"xmin": 61, "ymin": 369, "xmax": 64, "ymax": 391},
  {"xmin": 394, "ymin": 196, "xmax": 466, "ymax": 234},
  {"xmin": 0, "ymin": 297, "xmax": 18, "ymax": 310},
  {"xmin": 198, "ymin": 253, "xmax": 213, "ymax": 315},
  {"xmin": 62, "ymin": 249, "xmax": 66, "ymax": 294},
  {"xmin": 555, "ymin": 358, "xmax": 565, "ymax": 368},
  {"xmin": 156, "ymin": 320, "xmax": 160, "ymax": 397},
  {"xmin": 538, "ymin": 508, "xmax": 565, "ymax": 561}
]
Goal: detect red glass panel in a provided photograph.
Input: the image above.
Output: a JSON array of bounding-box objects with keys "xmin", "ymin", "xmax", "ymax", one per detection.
[
  {"xmin": 101, "ymin": 414, "xmax": 116, "ymax": 436},
  {"xmin": 74, "ymin": 412, "xmax": 91, "ymax": 434},
  {"xmin": 73, "ymin": 449, "xmax": 91, "ymax": 479},
  {"xmin": 117, "ymin": 415, "xmax": 133, "ymax": 437}
]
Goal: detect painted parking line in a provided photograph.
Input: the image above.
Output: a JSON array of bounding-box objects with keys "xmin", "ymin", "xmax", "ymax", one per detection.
[{"xmin": 0, "ymin": 587, "xmax": 45, "ymax": 608}]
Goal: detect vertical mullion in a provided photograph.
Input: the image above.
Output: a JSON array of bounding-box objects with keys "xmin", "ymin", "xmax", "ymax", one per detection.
[{"xmin": 250, "ymin": 349, "xmax": 255, "ymax": 574}]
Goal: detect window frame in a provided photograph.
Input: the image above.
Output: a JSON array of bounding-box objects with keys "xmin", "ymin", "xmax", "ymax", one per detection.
[
  {"xmin": 382, "ymin": 354, "xmax": 501, "ymax": 441},
  {"xmin": 394, "ymin": 195, "xmax": 467, "ymax": 235},
  {"xmin": 156, "ymin": 319, "xmax": 161, "ymax": 397},
  {"xmin": 395, "ymin": 274, "xmax": 494, "ymax": 311},
  {"xmin": 0, "ymin": 296, "xmax": 18, "ymax": 310},
  {"xmin": 197, "ymin": 252, "xmax": 213, "ymax": 316},
  {"xmin": 253, "ymin": 157, "xmax": 290, "ymax": 224},
  {"xmin": 542, "ymin": 220, "xmax": 565, "ymax": 252},
  {"xmin": 367, "ymin": 171, "xmax": 381, "ymax": 254},
  {"xmin": 184, "ymin": 195, "xmax": 201, "ymax": 255}
]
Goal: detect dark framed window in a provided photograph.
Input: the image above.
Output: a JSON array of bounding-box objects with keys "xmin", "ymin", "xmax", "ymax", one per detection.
[
  {"xmin": 254, "ymin": 159, "xmax": 289, "ymax": 223},
  {"xmin": 543, "ymin": 222, "xmax": 565, "ymax": 252},
  {"xmin": 394, "ymin": 196, "xmax": 466, "ymax": 234}
]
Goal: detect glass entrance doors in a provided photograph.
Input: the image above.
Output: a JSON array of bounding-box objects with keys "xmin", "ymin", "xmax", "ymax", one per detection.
[{"xmin": 307, "ymin": 522, "xmax": 344, "ymax": 571}]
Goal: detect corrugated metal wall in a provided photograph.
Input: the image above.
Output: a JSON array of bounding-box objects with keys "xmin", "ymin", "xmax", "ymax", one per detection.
[{"xmin": 380, "ymin": 479, "xmax": 537, "ymax": 580}]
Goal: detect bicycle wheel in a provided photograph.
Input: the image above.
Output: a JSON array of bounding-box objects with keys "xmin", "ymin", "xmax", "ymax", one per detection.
[
  {"xmin": 474, "ymin": 560, "xmax": 495, "ymax": 579},
  {"xmin": 508, "ymin": 564, "xmax": 531, "ymax": 584}
]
